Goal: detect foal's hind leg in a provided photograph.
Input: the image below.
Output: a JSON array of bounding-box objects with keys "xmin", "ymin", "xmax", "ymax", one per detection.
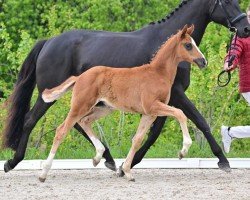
[
  {"xmin": 78, "ymin": 106, "xmax": 113, "ymax": 167},
  {"xmin": 122, "ymin": 115, "xmax": 156, "ymax": 181},
  {"xmin": 74, "ymin": 123, "xmax": 116, "ymax": 171},
  {"xmin": 39, "ymin": 112, "xmax": 81, "ymax": 182},
  {"xmin": 149, "ymin": 101, "xmax": 192, "ymax": 158},
  {"xmin": 39, "ymin": 89, "xmax": 97, "ymax": 182}
]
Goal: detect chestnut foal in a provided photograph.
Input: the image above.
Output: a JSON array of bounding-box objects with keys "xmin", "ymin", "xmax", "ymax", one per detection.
[{"xmin": 40, "ymin": 25, "xmax": 207, "ymax": 182}]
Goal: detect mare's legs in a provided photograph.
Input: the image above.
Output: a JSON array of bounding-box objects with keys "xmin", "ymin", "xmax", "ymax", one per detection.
[
  {"xmin": 122, "ymin": 115, "xmax": 156, "ymax": 181},
  {"xmin": 4, "ymin": 96, "xmax": 116, "ymax": 172},
  {"xmin": 4, "ymin": 96, "xmax": 54, "ymax": 172},
  {"xmin": 78, "ymin": 106, "xmax": 113, "ymax": 167},
  {"xmin": 4, "ymin": 98, "xmax": 115, "ymax": 172}
]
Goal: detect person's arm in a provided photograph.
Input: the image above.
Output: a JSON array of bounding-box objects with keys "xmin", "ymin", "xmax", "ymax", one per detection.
[{"xmin": 224, "ymin": 37, "xmax": 244, "ymax": 71}]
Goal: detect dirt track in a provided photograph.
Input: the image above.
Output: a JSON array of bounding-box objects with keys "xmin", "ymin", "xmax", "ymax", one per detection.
[{"xmin": 1, "ymin": 169, "xmax": 250, "ymax": 200}]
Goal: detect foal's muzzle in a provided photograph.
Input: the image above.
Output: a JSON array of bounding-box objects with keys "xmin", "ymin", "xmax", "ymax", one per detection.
[{"xmin": 194, "ymin": 58, "xmax": 207, "ymax": 69}]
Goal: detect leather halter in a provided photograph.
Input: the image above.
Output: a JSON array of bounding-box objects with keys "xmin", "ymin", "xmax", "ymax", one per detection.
[{"xmin": 210, "ymin": 0, "xmax": 247, "ymax": 30}]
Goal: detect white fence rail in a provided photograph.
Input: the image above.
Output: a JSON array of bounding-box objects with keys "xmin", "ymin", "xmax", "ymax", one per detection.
[{"xmin": 1, "ymin": 158, "xmax": 250, "ymax": 170}]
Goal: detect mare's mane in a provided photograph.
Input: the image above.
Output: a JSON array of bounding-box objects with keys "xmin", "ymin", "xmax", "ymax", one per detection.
[{"xmin": 149, "ymin": 0, "xmax": 191, "ymax": 25}]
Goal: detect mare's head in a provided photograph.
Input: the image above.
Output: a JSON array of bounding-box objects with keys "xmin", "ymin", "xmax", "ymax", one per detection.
[
  {"xmin": 176, "ymin": 25, "xmax": 207, "ymax": 69},
  {"xmin": 209, "ymin": 0, "xmax": 250, "ymax": 37}
]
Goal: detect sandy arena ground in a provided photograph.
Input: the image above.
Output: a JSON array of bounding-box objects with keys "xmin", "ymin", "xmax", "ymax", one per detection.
[{"xmin": 1, "ymin": 169, "xmax": 250, "ymax": 200}]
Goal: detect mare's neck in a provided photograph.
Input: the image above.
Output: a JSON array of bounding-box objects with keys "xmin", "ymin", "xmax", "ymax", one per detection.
[{"xmin": 141, "ymin": 0, "xmax": 210, "ymax": 51}]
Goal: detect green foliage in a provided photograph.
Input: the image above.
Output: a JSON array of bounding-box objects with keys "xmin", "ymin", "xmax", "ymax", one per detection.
[{"xmin": 0, "ymin": 0, "xmax": 249, "ymax": 160}]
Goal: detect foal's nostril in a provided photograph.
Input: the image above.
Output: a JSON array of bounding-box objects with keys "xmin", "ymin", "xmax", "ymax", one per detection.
[
  {"xmin": 202, "ymin": 59, "xmax": 207, "ymax": 66},
  {"xmin": 194, "ymin": 58, "xmax": 207, "ymax": 68}
]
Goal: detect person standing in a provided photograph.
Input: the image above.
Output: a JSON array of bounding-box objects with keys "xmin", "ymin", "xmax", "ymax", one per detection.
[{"xmin": 221, "ymin": 6, "xmax": 250, "ymax": 153}]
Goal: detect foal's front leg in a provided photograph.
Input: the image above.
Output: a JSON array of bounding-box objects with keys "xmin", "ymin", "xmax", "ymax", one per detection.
[
  {"xmin": 149, "ymin": 101, "xmax": 192, "ymax": 158},
  {"xmin": 122, "ymin": 115, "xmax": 156, "ymax": 181},
  {"xmin": 170, "ymin": 85, "xmax": 230, "ymax": 171}
]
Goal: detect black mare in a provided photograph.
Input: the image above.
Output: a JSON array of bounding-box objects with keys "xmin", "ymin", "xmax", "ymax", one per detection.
[{"xmin": 3, "ymin": 0, "xmax": 250, "ymax": 173}]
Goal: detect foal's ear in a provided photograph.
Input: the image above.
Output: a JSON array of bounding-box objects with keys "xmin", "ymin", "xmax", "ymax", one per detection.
[
  {"xmin": 180, "ymin": 24, "xmax": 188, "ymax": 39},
  {"xmin": 187, "ymin": 24, "xmax": 194, "ymax": 35}
]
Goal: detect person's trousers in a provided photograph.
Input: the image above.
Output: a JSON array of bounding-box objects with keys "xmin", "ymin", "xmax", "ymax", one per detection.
[{"xmin": 229, "ymin": 92, "xmax": 250, "ymax": 138}]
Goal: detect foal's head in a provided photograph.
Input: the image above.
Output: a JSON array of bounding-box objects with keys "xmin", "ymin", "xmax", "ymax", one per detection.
[{"xmin": 176, "ymin": 25, "xmax": 207, "ymax": 69}]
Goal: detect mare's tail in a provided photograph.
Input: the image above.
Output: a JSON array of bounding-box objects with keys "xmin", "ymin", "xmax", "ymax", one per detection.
[
  {"xmin": 42, "ymin": 76, "xmax": 78, "ymax": 103},
  {"xmin": 2, "ymin": 40, "xmax": 47, "ymax": 150}
]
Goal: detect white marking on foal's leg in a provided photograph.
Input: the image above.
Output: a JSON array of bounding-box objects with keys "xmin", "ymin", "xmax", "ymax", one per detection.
[
  {"xmin": 122, "ymin": 115, "xmax": 156, "ymax": 181},
  {"xmin": 78, "ymin": 107, "xmax": 113, "ymax": 167},
  {"xmin": 164, "ymin": 107, "xmax": 192, "ymax": 159},
  {"xmin": 39, "ymin": 152, "xmax": 55, "ymax": 182},
  {"xmin": 90, "ymin": 136, "xmax": 105, "ymax": 167},
  {"xmin": 179, "ymin": 121, "xmax": 192, "ymax": 159}
]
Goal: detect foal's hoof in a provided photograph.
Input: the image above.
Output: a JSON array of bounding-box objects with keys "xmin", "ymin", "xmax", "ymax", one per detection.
[
  {"xmin": 117, "ymin": 165, "xmax": 125, "ymax": 177},
  {"xmin": 104, "ymin": 161, "xmax": 117, "ymax": 172},
  {"xmin": 129, "ymin": 178, "xmax": 135, "ymax": 182},
  {"xmin": 218, "ymin": 162, "xmax": 231, "ymax": 173},
  {"xmin": 4, "ymin": 160, "xmax": 12, "ymax": 173},
  {"xmin": 38, "ymin": 177, "xmax": 46, "ymax": 183},
  {"xmin": 125, "ymin": 173, "xmax": 135, "ymax": 182},
  {"xmin": 178, "ymin": 151, "xmax": 184, "ymax": 160},
  {"xmin": 92, "ymin": 158, "xmax": 100, "ymax": 167}
]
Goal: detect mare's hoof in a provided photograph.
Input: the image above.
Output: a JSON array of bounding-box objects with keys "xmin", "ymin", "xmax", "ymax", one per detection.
[
  {"xmin": 38, "ymin": 177, "xmax": 46, "ymax": 183},
  {"xmin": 218, "ymin": 162, "xmax": 231, "ymax": 173},
  {"xmin": 104, "ymin": 161, "xmax": 117, "ymax": 172},
  {"xmin": 178, "ymin": 151, "xmax": 184, "ymax": 160},
  {"xmin": 117, "ymin": 165, "xmax": 125, "ymax": 177},
  {"xmin": 4, "ymin": 160, "xmax": 12, "ymax": 173}
]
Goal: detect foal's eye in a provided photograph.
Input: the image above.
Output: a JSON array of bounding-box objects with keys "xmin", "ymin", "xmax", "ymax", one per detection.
[
  {"xmin": 224, "ymin": 0, "xmax": 230, "ymax": 4},
  {"xmin": 184, "ymin": 43, "xmax": 192, "ymax": 51}
]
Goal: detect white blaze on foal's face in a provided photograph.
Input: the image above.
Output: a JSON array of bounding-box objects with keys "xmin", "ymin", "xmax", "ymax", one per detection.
[{"xmin": 191, "ymin": 38, "xmax": 205, "ymax": 60}]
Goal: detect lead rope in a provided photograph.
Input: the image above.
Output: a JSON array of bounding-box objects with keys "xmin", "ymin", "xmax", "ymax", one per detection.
[{"xmin": 217, "ymin": 29, "xmax": 238, "ymax": 87}]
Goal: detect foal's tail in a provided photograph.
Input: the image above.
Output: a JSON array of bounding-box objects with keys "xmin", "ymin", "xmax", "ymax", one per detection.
[{"xmin": 42, "ymin": 76, "xmax": 78, "ymax": 103}]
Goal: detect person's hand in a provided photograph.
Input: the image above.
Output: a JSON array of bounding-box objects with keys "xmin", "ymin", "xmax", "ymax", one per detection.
[{"xmin": 223, "ymin": 62, "xmax": 233, "ymax": 71}]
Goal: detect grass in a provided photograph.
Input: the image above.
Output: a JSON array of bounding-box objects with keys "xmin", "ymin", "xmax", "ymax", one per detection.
[
  {"xmin": 0, "ymin": 103, "xmax": 249, "ymax": 161},
  {"xmin": 1, "ymin": 132, "xmax": 250, "ymax": 161}
]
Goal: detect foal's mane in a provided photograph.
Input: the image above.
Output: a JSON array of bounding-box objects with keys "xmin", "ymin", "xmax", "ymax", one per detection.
[
  {"xmin": 150, "ymin": 32, "xmax": 177, "ymax": 63},
  {"xmin": 149, "ymin": 0, "xmax": 191, "ymax": 25}
]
